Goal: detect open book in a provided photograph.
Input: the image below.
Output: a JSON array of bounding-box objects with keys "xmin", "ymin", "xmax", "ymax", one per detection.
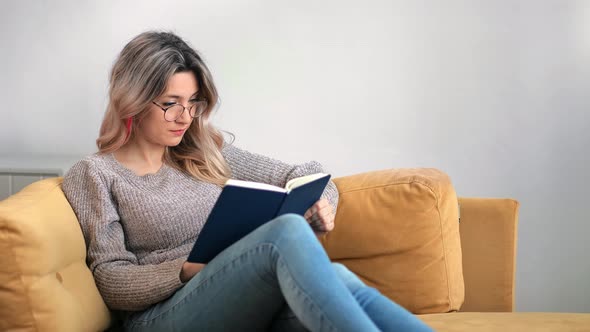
[{"xmin": 187, "ymin": 173, "xmax": 331, "ymax": 263}]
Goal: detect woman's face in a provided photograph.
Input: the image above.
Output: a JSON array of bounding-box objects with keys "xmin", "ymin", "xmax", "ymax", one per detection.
[{"xmin": 136, "ymin": 71, "xmax": 199, "ymax": 147}]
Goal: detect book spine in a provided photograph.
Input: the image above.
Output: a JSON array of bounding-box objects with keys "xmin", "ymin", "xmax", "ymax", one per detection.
[{"xmin": 274, "ymin": 194, "xmax": 290, "ymax": 218}]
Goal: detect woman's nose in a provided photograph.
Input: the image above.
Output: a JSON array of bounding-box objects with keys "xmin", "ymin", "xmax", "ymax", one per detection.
[{"xmin": 177, "ymin": 107, "xmax": 193, "ymax": 123}]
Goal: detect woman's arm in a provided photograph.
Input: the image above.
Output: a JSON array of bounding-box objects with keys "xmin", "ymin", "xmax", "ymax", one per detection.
[
  {"xmin": 221, "ymin": 142, "xmax": 339, "ymax": 213},
  {"xmin": 62, "ymin": 158, "xmax": 186, "ymax": 311}
]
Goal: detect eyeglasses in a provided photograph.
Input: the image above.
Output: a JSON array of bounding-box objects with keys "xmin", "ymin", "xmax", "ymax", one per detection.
[{"xmin": 152, "ymin": 99, "xmax": 208, "ymax": 122}]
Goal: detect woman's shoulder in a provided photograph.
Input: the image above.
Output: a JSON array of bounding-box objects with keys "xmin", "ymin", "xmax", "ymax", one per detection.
[
  {"xmin": 64, "ymin": 153, "xmax": 116, "ymax": 182},
  {"xmin": 69, "ymin": 152, "xmax": 112, "ymax": 170}
]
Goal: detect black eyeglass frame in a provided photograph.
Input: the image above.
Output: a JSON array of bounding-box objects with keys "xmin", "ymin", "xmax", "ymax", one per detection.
[{"xmin": 152, "ymin": 99, "xmax": 208, "ymax": 122}]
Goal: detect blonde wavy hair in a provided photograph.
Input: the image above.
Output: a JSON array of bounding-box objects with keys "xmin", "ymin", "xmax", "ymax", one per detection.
[{"xmin": 96, "ymin": 31, "xmax": 233, "ymax": 186}]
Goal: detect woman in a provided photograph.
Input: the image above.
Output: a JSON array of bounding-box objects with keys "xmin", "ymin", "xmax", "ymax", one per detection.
[{"xmin": 62, "ymin": 31, "xmax": 433, "ymax": 332}]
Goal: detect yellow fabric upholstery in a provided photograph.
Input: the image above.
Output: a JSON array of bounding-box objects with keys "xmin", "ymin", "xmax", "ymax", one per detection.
[
  {"xmin": 458, "ymin": 198, "xmax": 520, "ymax": 312},
  {"xmin": 2, "ymin": 169, "xmax": 587, "ymax": 331},
  {"xmin": 419, "ymin": 312, "xmax": 590, "ymax": 332},
  {"xmin": 320, "ymin": 168, "xmax": 464, "ymax": 314},
  {"xmin": 0, "ymin": 178, "xmax": 110, "ymax": 332}
]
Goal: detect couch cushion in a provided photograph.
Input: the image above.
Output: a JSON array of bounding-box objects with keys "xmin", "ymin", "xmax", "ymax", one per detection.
[
  {"xmin": 0, "ymin": 178, "xmax": 111, "ymax": 332},
  {"xmin": 418, "ymin": 312, "xmax": 590, "ymax": 332},
  {"xmin": 321, "ymin": 168, "xmax": 464, "ymax": 314}
]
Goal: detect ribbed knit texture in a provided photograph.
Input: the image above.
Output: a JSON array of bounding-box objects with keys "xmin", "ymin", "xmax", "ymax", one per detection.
[{"xmin": 61, "ymin": 142, "xmax": 339, "ymax": 312}]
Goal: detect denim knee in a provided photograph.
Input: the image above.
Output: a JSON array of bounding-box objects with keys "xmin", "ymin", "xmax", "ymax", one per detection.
[
  {"xmin": 260, "ymin": 213, "xmax": 316, "ymax": 245},
  {"xmin": 275, "ymin": 213, "xmax": 307, "ymax": 224},
  {"xmin": 268, "ymin": 213, "xmax": 311, "ymax": 234}
]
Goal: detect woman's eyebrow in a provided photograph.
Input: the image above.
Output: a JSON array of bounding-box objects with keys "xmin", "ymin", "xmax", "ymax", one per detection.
[{"xmin": 161, "ymin": 91, "xmax": 199, "ymax": 99}]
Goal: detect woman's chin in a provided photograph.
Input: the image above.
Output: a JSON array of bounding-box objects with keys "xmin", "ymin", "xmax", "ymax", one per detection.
[{"xmin": 163, "ymin": 137, "xmax": 184, "ymax": 147}]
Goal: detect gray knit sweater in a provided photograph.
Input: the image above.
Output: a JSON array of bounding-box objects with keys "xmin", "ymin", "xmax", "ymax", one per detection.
[{"xmin": 61, "ymin": 142, "xmax": 339, "ymax": 312}]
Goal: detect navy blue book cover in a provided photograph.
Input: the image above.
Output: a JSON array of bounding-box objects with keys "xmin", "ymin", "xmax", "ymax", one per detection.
[{"xmin": 187, "ymin": 174, "xmax": 331, "ymax": 263}]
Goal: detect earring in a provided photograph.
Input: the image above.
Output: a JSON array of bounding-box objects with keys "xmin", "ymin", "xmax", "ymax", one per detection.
[{"xmin": 125, "ymin": 117, "xmax": 133, "ymax": 140}]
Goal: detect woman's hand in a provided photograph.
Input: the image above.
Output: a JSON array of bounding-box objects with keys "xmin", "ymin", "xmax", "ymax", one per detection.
[
  {"xmin": 180, "ymin": 261, "xmax": 206, "ymax": 283},
  {"xmin": 304, "ymin": 198, "xmax": 335, "ymax": 236}
]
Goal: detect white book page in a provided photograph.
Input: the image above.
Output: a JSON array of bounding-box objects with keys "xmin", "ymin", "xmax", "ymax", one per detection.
[
  {"xmin": 285, "ymin": 173, "xmax": 328, "ymax": 192},
  {"xmin": 225, "ymin": 179, "xmax": 287, "ymax": 193}
]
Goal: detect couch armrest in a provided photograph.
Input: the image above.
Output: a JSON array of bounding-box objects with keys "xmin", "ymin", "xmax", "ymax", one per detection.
[
  {"xmin": 458, "ymin": 197, "xmax": 520, "ymax": 312},
  {"xmin": 0, "ymin": 178, "xmax": 111, "ymax": 332}
]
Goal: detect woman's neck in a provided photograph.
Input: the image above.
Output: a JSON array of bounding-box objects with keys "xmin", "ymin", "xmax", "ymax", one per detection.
[{"xmin": 115, "ymin": 138, "xmax": 166, "ymax": 172}]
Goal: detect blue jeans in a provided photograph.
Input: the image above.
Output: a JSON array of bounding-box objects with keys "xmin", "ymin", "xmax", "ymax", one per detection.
[{"xmin": 124, "ymin": 214, "xmax": 433, "ymax": 332}]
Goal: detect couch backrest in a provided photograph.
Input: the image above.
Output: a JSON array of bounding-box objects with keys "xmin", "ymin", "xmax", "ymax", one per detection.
[{"xmin": 0, "ymin": 177, "xmax": 111, "ymax": 332}]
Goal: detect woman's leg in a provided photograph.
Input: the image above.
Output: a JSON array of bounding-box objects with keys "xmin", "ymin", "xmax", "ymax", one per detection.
[
  {"xmin": 269, "ymin": 264, "xmax": 434, "ymax": 332},
  {"xmin": 252, "ymin": 214, "xmax": 382, "ymax": 331},
  {"xmin": 124, "ymin": 235, "xmax": 288, "ymax": 331},
  {"xmin": 330, "ymin": 263, "xmax": 434, "ymax": 332},
  {"xmin": 125, "ymin": 213, "xmax": 380, "ymax": 332},
  {"xmin": 269, "ymin": 303, "xmax": 309, "ymax": 332}
]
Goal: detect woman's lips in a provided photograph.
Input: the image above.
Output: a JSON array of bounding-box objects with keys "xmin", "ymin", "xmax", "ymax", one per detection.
[{"xmin": 170, "ymin": 129, "xmax": 186, "ymax": 136}]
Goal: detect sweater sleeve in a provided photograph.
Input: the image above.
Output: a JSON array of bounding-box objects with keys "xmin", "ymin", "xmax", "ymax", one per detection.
[
  {"xmin": 61, "ymin": 158, "xmax": 186, "ymax": 312},
  {"xmin": 221, "ymin": 142, "xmax": 339, "ymax": 213}
]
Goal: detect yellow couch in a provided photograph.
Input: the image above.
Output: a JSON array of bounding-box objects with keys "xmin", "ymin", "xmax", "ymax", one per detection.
[{"xmin": 1, "ymin": 168, "xmax": 588, "ymax": 331}]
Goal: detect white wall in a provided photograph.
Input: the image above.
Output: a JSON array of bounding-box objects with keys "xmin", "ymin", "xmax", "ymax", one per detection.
[{"xmin": 1, "ymin": 0, "xmax": 588, "ymax": 312}]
